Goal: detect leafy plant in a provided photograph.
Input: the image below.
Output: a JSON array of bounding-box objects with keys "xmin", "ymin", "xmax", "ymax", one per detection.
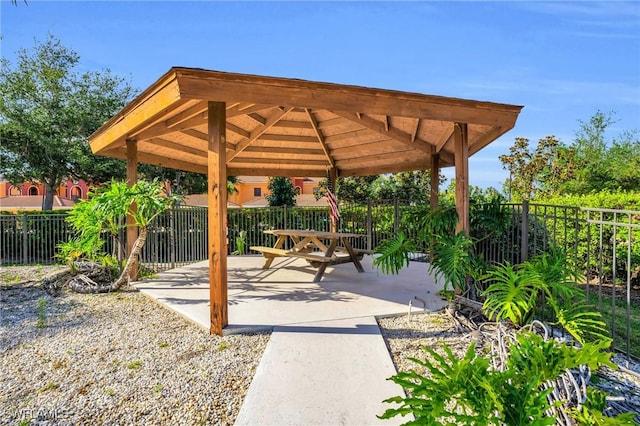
[
  {"xmin": 373, "ymin": 231, "xmax": 416, "ymax": 275},
  {"xmin": 231, "ymin": 230, "xmax": 248, "ymax": 255},
  {"xmin": 569, "ymin": 389, "xmax": 636, "ymax": 425},
  {"xmin": 59, "ymin": 179, "xmax": 181, "ymax": 291},
  {"xmin": 482, "ymin": 263, "xmax": 540, "ymax": 326},
  {"xmin": 481, "ymin": 247, "xmax": 609, "ymax": 345},
  {"xmin": 429, "ymin": 232, "xmax": 475, "ymax": 294},
  {"xmin": 381, "ymin": 331, "xmax": 620, "ymax": 425}
]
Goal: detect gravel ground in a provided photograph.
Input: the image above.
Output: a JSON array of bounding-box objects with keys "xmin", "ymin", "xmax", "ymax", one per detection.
[
  {"xmin": 0, "ymin": 265, "xmax": 270, "ymax": 426},
  {"xmin": 378, "ymin": 310, "xmax": 640, "ymax": 422}
]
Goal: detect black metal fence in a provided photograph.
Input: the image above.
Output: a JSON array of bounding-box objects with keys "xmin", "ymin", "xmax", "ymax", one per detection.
[
  {"xmin": 475, "ymin": 202, "xmax": 640, "ymax": 362},
  {"xmin": 2, "ymin": 202, "xmax": 638, "ymax": 359}
]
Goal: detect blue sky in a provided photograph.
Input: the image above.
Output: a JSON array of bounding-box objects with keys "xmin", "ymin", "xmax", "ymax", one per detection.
[{"xmin": 2, "ymin": 1, "xmax": 639, "ymax": 190}]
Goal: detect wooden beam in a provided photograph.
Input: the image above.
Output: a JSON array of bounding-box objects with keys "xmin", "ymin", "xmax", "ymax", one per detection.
[
  {"xmin": 165, "ymin": 101, "xmax": 207, "ymax": 129},
  {"xmin": 181, "ymin": 128, "xmax": 208, "ymax": 142},
  {"xmin": 242, "ymin": 146, "xmax": 326, "ymax": 156},
  {"xmin": 228, "ymin": 107, "xmax": 293, "ymax": 161},
  {"xmin": 226, "ymin": 122, "xmax": 250, "ymax": 138},
  {"xmin": 469, "ymin": 126, "xmax": 505, "ymax": 156},
  {"xmin": 435, "ymin": 125, "xmax": 455, "ymax": 153},
  {"xmin": 208, "ymin": 101, "xmax": 228, "ymax": 336},
  {"xmin": 411, "ymin": 118, "xmax": 420, "ymax": 142},
  {"xmin": 148, "ymin": 137, "xmax": 208, "ymax": 158},
  {"xmin": 175, "ymin": 68, "xmax": 523, "ymax": 126},
  {"xmin": 227, "ymin": 103, "xmax": 272, "ymax": 115},
  {"xmin": 89, "ymin": 78, "xmax": 182, "ymax": 153},
  {"xmin": 329, "ymin": 166, "xmax": 338, "ymax": 232},
  {"xmin": 126, "ymin": 140, "xmax": 138, "ymax": 280},
  {"xmin": 133, "ymin": 111, "xmax": 206, "ymax": 141},
  {"xmin": 227, "ymin": 167, "xmax": 327, "ymax": 177},
  {"xmin": 257, "ymin": 134, "xmax": 319, "ymax": 143},
  {"xmin": 305, "ymin": 108, "xmax": 335, "ymax": 167},
  {"xmin": 430, "ymin": 153, "xmax": 440, "ymax": 211},
  {"xmin": 332, "ymin": 111, "xmax": 435, "ymax": 154},
  {"xmin": 340, "ymin": 159, "xmax": 430, "ymax": 177},
  {"xmin": 247, "ymin": 113, "xmax": 266, "ymax": 125},
  {"xmin": 274, "ymin": 120, "xmax": 314, "ymax": 129},
  {"xmin": 454, "ymin": 123, "xmax": 469, "ymax": 235},
  {"xmin": 230, "ymin": 157, "xmax": 328, "ymax": 167},
  {"xmin": 336, "ymin": 149, "xmax": 418, "ymax": 168},
  {"xmin": 103, "ymin": 147, "xmax": 208, "ymax": 174}
]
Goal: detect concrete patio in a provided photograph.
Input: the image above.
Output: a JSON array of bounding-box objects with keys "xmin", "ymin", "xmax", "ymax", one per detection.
[
  {"xmin": 135, "ymin": 255, "xmax": 446, "ymax": 425},
  {"xmin": 135, "ymin": 254, "xmax": 446, "ymax": 333}
]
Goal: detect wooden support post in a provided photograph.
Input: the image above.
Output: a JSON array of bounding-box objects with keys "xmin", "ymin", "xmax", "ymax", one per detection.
[
  {"xmin": 329, "ymin": 167, "xmax": 338, "ymax": 233},
  {"xmin": 454, "ymin": 123, "xmax": 469, "ymax": 235},
  {"xmin": 430, "ymin": 153, "xmax": 440, "ymax": 211},
  {"xmin": 208, "ymin": 101, "xmax": 228, "ymax": 336},
  {"xmin": 126, "ymin": 140, "xmax": 138, "ymax": 280}
]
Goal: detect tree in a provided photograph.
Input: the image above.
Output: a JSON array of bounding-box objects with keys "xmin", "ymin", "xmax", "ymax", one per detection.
[
  {"xmin": 335, "ymin": 176, "xmax": 377, "ymax": 204},
  {"xmin": 570, "ymin": 111, "xmax": 639, "ymax": 193},
  {"xmin": 499, "ymin": 135, "xmax": 577, "ymax": 201},
  {"xmin": 266, "ymin": 176, "xmax": 297, "ymax": 207},
  {"xmin": 501, "ymin": 111, "xmax": 639, "ymax": 199},
  {"xmin": 60, "ymin": 180, "xmax": 180, "ymax": 292},
  {"xmin": 138, "ymin": 165, "xmax": 239, "ymax": 197},
  {"xmin": 0, "ymin": 35, "xmax": 134, "ymax": 209}
]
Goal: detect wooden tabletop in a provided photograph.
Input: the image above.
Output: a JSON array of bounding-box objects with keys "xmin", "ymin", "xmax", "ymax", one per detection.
[{"xmin": 264, "ymin": 229, "xmax": 365, "ymax": 239}]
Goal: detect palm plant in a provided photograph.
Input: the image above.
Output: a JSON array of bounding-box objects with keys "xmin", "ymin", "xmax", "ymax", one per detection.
[{"xmin": 60, "ymin": 179, "xmax": 180, "ymax": 292}]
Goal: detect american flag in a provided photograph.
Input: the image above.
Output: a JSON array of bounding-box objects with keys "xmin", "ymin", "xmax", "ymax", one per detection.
[{"xmin": 326, "ymin": 170, "xmax": 340, "ymax": 225}]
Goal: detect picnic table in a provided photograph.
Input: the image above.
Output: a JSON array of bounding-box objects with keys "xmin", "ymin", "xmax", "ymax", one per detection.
[{"xmin": 250, "ymin": 229, "xmax": 368, "ymax": 282}]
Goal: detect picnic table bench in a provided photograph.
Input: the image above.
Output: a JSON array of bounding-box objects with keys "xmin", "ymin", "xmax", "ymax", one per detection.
[{"xmin": 250, "ymin": 229, "xmax": 368, "ymax": 282}]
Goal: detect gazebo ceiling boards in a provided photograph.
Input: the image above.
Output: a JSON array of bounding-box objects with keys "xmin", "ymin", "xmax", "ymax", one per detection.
[{"xmin": 89, "ymin": 68, "xmax": 523, "ymax": 178}]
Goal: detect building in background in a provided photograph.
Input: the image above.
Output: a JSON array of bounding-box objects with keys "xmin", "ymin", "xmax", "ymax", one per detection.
[
  {"xmin": 184, "ymin": 176, "xmax": 323, "ymax": 208},
  {"xmin": 0, "ymin": 177, "xmax": 90, "ymax": 211}
]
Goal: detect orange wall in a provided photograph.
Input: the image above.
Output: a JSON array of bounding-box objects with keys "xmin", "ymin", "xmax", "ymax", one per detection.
[{"xmin": 228, "ymin": 177, "xmax": 319, "ymax": 206}]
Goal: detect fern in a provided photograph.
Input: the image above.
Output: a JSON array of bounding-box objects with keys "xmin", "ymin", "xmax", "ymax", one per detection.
[
  {"xmin": 429, "ymin": 232, "xmax": 474, "ymax": 293},
  {"xmin": 373, "ymin": 231, "xmax": 416, "ymax": 275},
  {"xmin": 551, "ymin": 298, "xmax": 610, "ymax": 345},
  {"xmin": 482, "ymin": 263, "xmax": 541, "ymax": 326}
]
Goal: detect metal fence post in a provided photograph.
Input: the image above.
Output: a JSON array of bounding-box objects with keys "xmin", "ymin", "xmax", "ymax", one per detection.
[
  {"xmin": 366, "ymin": 199, "xmax": 372, "ymax": 251},
  {"xmin": 22, "ymin": 214, "xmax": 28, "ymax": 264},
  {"xmin": 393, "ymin": 197, "xmax": 399, "ymax": 233},
  {"xmin": 169, "ymin": 209, "xmax": 176, "ymax": 269},
  {"xmin": 521, "ymin": 200, "xmax": 529, "ymax": 263}
]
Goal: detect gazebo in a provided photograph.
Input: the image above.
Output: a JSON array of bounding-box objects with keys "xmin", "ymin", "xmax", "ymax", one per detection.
[{"xmin": 88, "ymin": 68, "xmax": 522, "ymax": 335}]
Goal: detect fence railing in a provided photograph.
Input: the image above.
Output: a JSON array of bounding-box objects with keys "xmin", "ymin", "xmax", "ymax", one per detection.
[{"xmin": 474, "ymin": 202, "xmax": 639, "ymax": 362}]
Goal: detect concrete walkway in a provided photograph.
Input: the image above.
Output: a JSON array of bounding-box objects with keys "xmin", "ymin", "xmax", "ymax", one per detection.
[{"xmin": 136, "ymin": 255, "xmax": 445, "ymax": 425}]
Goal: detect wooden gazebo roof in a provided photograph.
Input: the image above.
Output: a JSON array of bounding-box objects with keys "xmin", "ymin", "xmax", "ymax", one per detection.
[
  {"xmin": 89, "ymin": 68, "xmax": 523, "ymax": 335},
  {"xmin": 89, "ymin": 67, "xmax": 522, "ymax": 176}
]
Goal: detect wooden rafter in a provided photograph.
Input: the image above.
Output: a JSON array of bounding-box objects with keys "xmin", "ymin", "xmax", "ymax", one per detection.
[
  {"xmin": 337, "ymin": 149, "xmax": 416, "ymax": 168},
  {"xmin": 242, "ymin": 146, "xmax": 325, "ymax": 156},
  {"xmin": 148, "ymin": 137, "xmax": 207, "ymax": 157},
  {"xmin": 165, "ymin": 101, "xmax": 207, "ymax": 129},
  {"xmin": 411, "ymin": 118, "xmax": 420, "ymax": 142},
  {"xmin": 227, "ymin": 107, "xmax": 293, "ymax": 162},
  {"xmin": 226, "ymin": 103, "xmax": 273, "ymax": 118},
  {"xmin": 226, "ymin": 122, "xmax": 250, "ymax": 138},
  {"xmin": 435, "ymin": 124, "xmax": 455, "ymax": 153},
  {"xmin": 305, "ymin": 108, "xmax": 335, "ymax": 167},
  {"xmin": 227, "ymin": 167, "xmax": 327, "ymax": 177},
  {"xmin": 332, "ymin": 111, "xmax": 435, "ymax": 155},
  {"xmin": 469, "ymin": 126, "xmax": 505, "ymax": 156}
]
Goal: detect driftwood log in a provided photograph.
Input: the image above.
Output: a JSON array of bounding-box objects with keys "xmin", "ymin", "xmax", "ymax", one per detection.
[{"xmin": 42, "ymin": 261, "xmax": 115, "ymax": 295}]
